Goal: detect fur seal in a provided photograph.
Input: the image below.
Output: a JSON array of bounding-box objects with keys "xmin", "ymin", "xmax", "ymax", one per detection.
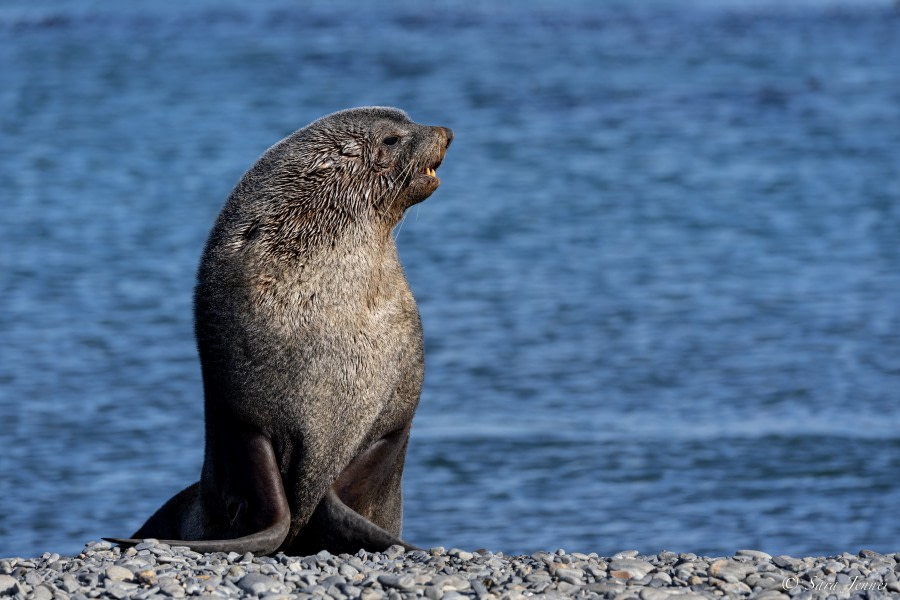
[{"xmin": 106, "ymin": 107, "xmax": 452, "ymax": 555}]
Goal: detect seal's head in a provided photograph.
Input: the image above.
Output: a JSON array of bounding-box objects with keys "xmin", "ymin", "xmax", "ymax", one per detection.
[
  {"xmin": 308, "ymin": 107, "xmax": 453, "ymax": 213},
  {"xmin": 231, "ymin": 107, "xmax": 452, "ymax": 255}
]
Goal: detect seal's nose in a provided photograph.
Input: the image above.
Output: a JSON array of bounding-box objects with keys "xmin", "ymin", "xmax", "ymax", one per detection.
[{"xmin": 439, "ymin": 126, "xmax": 453, "ymax": 148}]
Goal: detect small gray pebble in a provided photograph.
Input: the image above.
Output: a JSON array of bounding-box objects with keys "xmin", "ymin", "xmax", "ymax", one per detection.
[
  {"xmin": 657, "ymin": 551, "xmax": 678, "ymax": 562},
  {"xmin": 471, "ymin": 579, "xmax": 489, "ymax": 595},
  {"xmin": 444, "ymin": 574, "xmax": 471, "ymax": 591},
  {"xmin": 134, "ymin": 541, "xmax": 158, "ymax": 551},
  {"xmin": 448, "ymin": 548, "xmax": 474, "ymax": 561},
  {"xmin": 31, "ymin": 584, "xmax": 54, "ymax": 600},
  {"xmin": 238, "ymin": 572, "xmax": 279, "ymax": 595},
  {"xmin": 301, "ymin": 556, "xmax": 320, "ymax": 568},
  {"xmin": 87, "ymin": 541, "xmax": 113, "ymax": 551},
  {"xmin": 155, "ymin": 555, "xmax": 185, "ymax": 564},
  {"xmin": 105, "ymin": 582, "xmax": 136, "ymax": 599},
  {"xmin": 753, "ymin": 592, "xmax": 790, "ymax": 600},
  {"xmin": 555, "ymin": 567, "xmax": 584, "ymax": 584},
  {"xmin": 641, "ymin": 589, "xmax": 676, "ymax": 600},
  {"xmin": 557, "ymin": 581, "xmax": 582, "ymax": 594},
  {"xmin": 24, "ymin": 570, "xmax": 44, "ymax": 585},
  {"xmin": 338, "ymin": 583, "xmax": 361, "ymax": 597},
  {"xmin": 609, "ymin": 558, "xmax": 654, "ymax": 579},
  {"xmin": 105, "ymin": 565, "xmax": 134, "ymax": 582},
  {"xmin": 48, "ymin": 560, "xmax": 68, "ymax": 571},
  {"xmin": 61, "ymin": 574, "xmax": 81, "ymax": 593},
  {"xmin": 228, "ymin": 565, "xmax": 246, "ymax": 578},
  {"xmin": 159, "ymin": 582, "xmax": 186, "ymax": 598},
  {"xmin": 320, "ymin": 574, "xmax": 346, "ymax": 587},
  {"xmin": 359, "ymin": 589, "xmax": 382, "ymax": 600},
  {"xmin": 338, "ymin": 563, "xmax": 359, "ymax": 578},
  {"xmin": 585, "ymin": 563, "xmax": 607, "ymax": 578},
  {"xmin": 772, "ymin": 556, "xmax": 799, "ymax": 569},
  {"xmin": 377, "ymin": 573, "xmax": 415, "ymax": 590}
]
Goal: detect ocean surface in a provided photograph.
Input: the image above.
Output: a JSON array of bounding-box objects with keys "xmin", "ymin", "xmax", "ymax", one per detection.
[{"xmin": 1, "ymin": 0, "xmax": 898, "ymax": 560}]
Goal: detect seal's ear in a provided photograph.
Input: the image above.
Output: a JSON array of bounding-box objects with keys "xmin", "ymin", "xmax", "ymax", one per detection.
[
  {"xmin": 339, "ymin": 140, "xmax": 362, "ymax": 158},
  {"xmin": 301, "ymin": 158, "xmax": 333, "ymax": 180}
]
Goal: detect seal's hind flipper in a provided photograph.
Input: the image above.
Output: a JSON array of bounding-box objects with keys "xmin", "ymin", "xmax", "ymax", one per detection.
[
  {"xmin": 102, "ymin": 510, "xmax": 289, "ymax": 553},
  {"xmin": 106, "ymin": 432, "xmax": 291, "ymax": 555},
  {"xmin": 288, "ymin": 488, "xmax": 419, "ymax": 555}
]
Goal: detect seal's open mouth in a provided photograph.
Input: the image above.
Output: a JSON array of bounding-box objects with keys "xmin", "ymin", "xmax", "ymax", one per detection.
[
  {"xmin": 422, "ymin": 157, "xmax": 443, "ymax": 178},
  {"xmin": 403, "ymin": 127, "xmax": 450, "ymax": 206}
]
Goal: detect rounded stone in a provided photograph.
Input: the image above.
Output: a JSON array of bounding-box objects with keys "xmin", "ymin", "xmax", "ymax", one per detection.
[
  {"xmin": 641, "ymin": 589, "xmax": 678, "ymax": 600},
  {"xmin": 448, "ymin": 548, "xmax": 474, "ymax": 561},
  {"xmin": 160, "ymin": 583, "xmax": 186, "ymax": 598},
  {"xmin": 104, "ymin": 565, "xmax": 134, "ymax": 582},
  {"xmin": 377, "ymin": 573, "xmax": 415, "ymax": 591},
  {"xmin": 238, "ymin": 573, "xmax": 279, "ymax": 595},
  {"xmin": 555, "ymin": 567, "xmax": 584, "ymax": 585},
  {"xmin": 772, "ymin": 556, "xmax": 800, "ymax": 570},
  {"xmin": 708, "ymin": 558, "xmax": 754, "ymax": 582},
  {"xmin": 31, "ymin": 585, "xmax": 53, "ymax": 600},
  {"xmin": 360, "ymin": 589, "xmax": 383, "ymax": 600},
  {"xmin": 609, "ymin": 558, "xmax": 654, "ymax": 580}
]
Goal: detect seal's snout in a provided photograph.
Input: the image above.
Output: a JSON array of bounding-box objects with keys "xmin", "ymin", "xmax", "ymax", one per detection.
[
  {"xmin": 441, "ymin": 127, "xmax": 453, "ymax": 148},
  {"xmin": 429, "ymin": 126, "xmax": 452, "ymax": 172},
  {"xmin": 439, "ymin": 126, "xmax": 453, "ymax": 148}
]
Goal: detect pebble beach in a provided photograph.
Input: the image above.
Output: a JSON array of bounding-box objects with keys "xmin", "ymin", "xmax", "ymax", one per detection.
[{"xmin": 1, "ymin": 541, "xmax": 897, "ymax": 599}]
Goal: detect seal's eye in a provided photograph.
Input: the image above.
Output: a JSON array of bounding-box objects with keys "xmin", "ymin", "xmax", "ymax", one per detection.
[{"xmin": 382, "ymin": 135, "xmax": 400, "ymax": 146}]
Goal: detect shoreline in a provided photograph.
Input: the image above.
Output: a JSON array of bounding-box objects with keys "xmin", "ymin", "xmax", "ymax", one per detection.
[{"xmin": 1, "ymin": 541, "xmax": 897, "ymax": 599}]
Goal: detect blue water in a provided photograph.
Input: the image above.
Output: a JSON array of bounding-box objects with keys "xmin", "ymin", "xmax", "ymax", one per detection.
[{"xmin": 1, "ymin": 0, "xmax": 899, "ymax": 559}]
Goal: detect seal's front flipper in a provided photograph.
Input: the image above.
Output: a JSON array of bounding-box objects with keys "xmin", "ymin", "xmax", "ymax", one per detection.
[
  {"xmin": 289, "ymin": 488, "xmax": 420, "ymax": 555},
  {"xmin": 105, "ymin": 432, "xmax": 291, "ymax": 555}
]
